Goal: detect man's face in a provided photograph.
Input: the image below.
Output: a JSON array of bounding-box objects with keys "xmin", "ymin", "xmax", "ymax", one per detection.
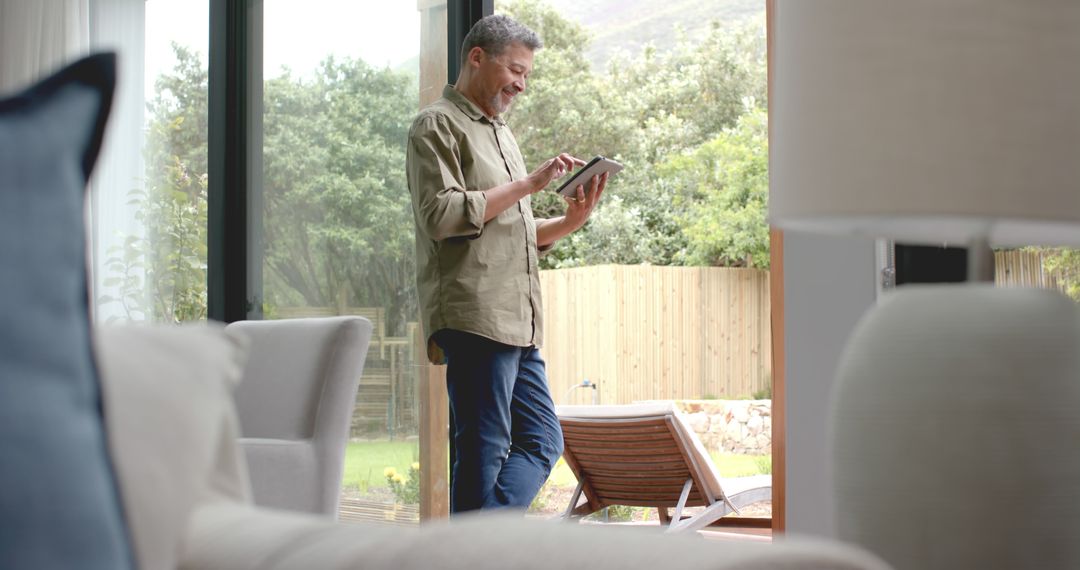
[{"xmin": 476, "ymin": 41, "xmax": 534, "ymax": 117}]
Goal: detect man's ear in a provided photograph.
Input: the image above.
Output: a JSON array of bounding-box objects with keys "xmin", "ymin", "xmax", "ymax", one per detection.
[{"xmin": 466, "ymin": 46, "xmax": 486, "ymax": 69}]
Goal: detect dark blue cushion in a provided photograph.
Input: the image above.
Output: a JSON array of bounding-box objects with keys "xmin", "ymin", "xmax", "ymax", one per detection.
[{"xmin": 0, "ymin": 53, "xmax": 132, "ymax": 569}]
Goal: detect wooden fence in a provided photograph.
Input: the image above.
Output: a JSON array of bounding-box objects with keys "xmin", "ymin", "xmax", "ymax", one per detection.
[
  {"xmin": 275, "ymin": 251, "xmax": 1070, "ymax": 431},
  {"xmin": 540, "ymin": 265, "xmax": 771, "ymax": 405},
  {"xmin": 276, "ymin": 265, "xmax": 771, "ymax": 434},
  {"xmin": 995, "ymin": 249, "xmax": 1067, "ymax": 291}
]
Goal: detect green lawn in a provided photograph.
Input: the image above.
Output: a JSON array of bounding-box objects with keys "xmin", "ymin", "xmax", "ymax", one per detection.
[
  {"xmin": 341, "ymin": 441, "xmax": 771, "ymax": 493},
  {"xmin": 341, "ymin": 441, "xmax": 419, "ymax": 492},
  {"xmin": 710, "ymin": 451, "xmax": 773, "ymax": 478}
]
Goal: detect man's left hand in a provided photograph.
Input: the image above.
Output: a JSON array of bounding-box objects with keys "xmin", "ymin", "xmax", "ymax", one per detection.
[{"xmin": 563, "ymin": 172, "xmax": 608, "ymax": 229}]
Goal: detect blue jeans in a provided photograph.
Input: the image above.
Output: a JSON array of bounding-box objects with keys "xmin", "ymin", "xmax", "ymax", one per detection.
[{"xmin": 434, "ymin": 329, "xmax": 564, "ymax": 513}]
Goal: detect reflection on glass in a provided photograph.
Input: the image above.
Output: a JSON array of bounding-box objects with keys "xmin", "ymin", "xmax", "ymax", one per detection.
[{"xmin": 260, "ymin": 0, "xmax": 426, "ymax": 525}]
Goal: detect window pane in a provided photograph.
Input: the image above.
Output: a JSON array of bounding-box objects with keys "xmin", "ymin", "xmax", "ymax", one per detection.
[
  {"xmin": 91, "ymin": 0, "xmax": 210, "ymax": 324},
  {"xmin": 258, "ymin": 0, "xmax": 438, "ymax": 525},
  {"xmin": 493, "ymin": 0, "xmax": 772, "ymax": 524}
]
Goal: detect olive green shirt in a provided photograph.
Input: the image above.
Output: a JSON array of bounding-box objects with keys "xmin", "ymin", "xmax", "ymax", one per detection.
[{"xmin": 406, "ymin": 85, "xmax": 546, "ymax": 363}]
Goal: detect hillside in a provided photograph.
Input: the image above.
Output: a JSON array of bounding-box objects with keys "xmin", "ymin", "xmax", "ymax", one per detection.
[{"xmin": 538, "ymin": 0, "xmax": 765, "ymax": 71}]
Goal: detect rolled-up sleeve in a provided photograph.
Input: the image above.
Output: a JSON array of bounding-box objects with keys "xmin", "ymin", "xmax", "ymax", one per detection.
[
  {"xmin": 535, "ymin": 218, "xmax": 554, "ymax": 256},
  {"xmin": 407, "ymin": 113, "xmax": 487, "ymax": 241}
]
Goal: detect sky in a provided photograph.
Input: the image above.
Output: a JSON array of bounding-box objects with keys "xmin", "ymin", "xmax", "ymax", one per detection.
[{"xmin": 144, "ymin": 0, "xmax": 421, "ymax": 93}]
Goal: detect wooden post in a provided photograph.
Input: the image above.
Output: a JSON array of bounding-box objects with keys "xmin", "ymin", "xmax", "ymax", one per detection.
[
  {"xmin": 419, "ymin": 0, "xmax": 449, "ymax": 108},
  {"xmin": 418, "ymin": 332, "xmax": 450, "ymax": 520},
  {"xmin": 767, "ymin": 0, "xmax": 785, "ymax": 533},
  {"xmin": 416, "ymin": 0, "xmax": 451, "ymax": 521}
]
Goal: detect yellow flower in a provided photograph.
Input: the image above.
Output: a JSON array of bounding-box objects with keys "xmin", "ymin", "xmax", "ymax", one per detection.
[
  {"xmin": 392, "ymin": 474, "xmax": 406, "ymax": 485},
  {"xmin": 383, "ymin": 467, "xmax": 397, "ymax": 478},
  {"xmin": 410, "ymin": 462, "xmax": 420, "ymax": 472}
]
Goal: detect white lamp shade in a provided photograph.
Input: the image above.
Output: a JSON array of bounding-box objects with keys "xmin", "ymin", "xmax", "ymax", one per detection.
[{"xmin": 771, "ymin": 0, "xmax": 1080, "ymax": 247}]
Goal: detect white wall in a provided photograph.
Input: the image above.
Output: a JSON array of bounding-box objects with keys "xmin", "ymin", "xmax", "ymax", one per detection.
[{"xmin": 783, "ymin": 231, "xmax": 876, "ymax": 536}]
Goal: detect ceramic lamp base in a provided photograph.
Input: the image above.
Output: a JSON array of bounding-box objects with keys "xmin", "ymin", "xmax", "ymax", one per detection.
[{"xmin": 832, "ymin": 285, "xmax": 1080, "ymax": 569}]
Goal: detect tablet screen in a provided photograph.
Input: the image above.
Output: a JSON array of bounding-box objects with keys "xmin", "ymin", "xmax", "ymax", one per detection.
[{"xmin": 555, "ymin": 156, "xmax": 623, "ymax": 197}]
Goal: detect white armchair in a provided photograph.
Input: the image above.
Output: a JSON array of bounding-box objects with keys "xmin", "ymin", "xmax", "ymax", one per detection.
[{"xmin": 225, "ymin": 317, "xmax": 373, "ymax": 518}]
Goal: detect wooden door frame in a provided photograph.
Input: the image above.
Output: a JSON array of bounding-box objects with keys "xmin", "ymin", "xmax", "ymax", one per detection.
[
  {"xmin": 417, "ymin": 0, "xmax": 453, "ymax": 521},
  {"xmin": 766, "ymin": 0, "xmax": 785, "ymax": 534}
]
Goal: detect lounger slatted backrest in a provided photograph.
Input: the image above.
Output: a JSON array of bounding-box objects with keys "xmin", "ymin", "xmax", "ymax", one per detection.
[
  {"xmin": 560, "ymin": 415, "xmax": 706, "ymax": 510},
  {"xmin": 557, "ymin": 402, "xmax": 771, "ymax": 533}
]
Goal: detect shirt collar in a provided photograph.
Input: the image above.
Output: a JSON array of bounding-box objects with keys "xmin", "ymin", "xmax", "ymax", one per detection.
[{"xmin": 443, "ymin": 84, "xmax": 507, "ymax": 126}]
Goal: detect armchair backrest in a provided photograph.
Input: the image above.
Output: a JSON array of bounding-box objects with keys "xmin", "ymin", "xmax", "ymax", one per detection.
[
  {"xmin": 224, "ymin": 316, "xmax": 372, "ymax": 516},
  {"xmin": 227, "ymin": 317, "xmax": 372, "ymax": 441}
]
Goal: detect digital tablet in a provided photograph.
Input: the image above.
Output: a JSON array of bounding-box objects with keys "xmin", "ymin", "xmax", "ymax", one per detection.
[{"xmin": 554, "ymin": 156, "xmax": 623, "ymax": 197}]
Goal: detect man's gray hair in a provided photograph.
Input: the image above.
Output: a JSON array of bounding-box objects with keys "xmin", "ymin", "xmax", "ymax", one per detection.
[{"xmin": 460, "ymin": 14, "xmax": 542, "ymax": 65}]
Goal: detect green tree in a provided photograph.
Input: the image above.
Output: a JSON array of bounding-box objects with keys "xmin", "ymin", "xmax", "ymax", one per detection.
[
  {"xmin": 499, "ymin": 0, "xmax": 768, "ymax": 269},
  {"xmin": 658, "ymin": 107, "xmax": 769, "ymax": 268},
  {"xmin": 607, "ymin": 20, "xmax": 767, "ymax": 153},
  {"xmin": 501, "ymin": 0, "xmax": 640, "ymax": 220},
  {"xmin": 1039, "ymin": 248, "xmax": 1080, "ymax": 301},
  {"xmin": 105, "ymin": 46, "xmax": 419, "ymax": 330},
  {"xmin": 544, "ymin": 193, "xmax": 686, "ymax": 268},
  {"xmin": 261, "ymin": 57, "xmax": 418, "ymax": 332},
  {"xmin": 105, "ymin": 2, "xmax": 773, "ymax": 327},
  {"xmin": 108, "ymin": 44, "xmax": 209, "ymax": 323}
]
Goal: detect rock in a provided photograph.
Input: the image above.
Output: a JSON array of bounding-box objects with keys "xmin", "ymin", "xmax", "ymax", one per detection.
[
  {"xmin": 747, "ymin": 415, "xmax": 764, "ymax": 435},
  {"xmin": 685, "ymin": 412, "xmax": 709, "ymax": 433}
]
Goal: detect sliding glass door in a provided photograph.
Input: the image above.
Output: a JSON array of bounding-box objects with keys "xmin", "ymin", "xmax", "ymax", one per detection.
[
  {"xmin": 255, "ymin": 0, "xmax": 445, "ymax": 525},
  {"xmin": 492, "ymin": 0, "xmax": 773, "ymax": 524}
]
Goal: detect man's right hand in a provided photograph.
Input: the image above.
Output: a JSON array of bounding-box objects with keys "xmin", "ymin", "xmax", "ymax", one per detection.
[
  {"xmin": 526, "ymin": 153, "xmax": 585, "ymax": 193},
  {"xmin": 481, "ymin": 153, "xmax": 585, "ymax": 223}
]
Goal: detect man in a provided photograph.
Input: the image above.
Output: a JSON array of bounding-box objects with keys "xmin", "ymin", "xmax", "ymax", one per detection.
[{"xmin": 406, "ymin": 14, "xmax": 608, "ymax": 513}]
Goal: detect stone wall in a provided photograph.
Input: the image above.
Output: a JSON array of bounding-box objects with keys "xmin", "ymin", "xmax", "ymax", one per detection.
[{"xmin": 669, "ymin": 400, "xmax": 772, "ymax": 456}]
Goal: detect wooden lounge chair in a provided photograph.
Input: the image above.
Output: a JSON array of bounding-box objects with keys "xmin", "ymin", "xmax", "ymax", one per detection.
[{"xmin": 556, "ymin": 402, "xmax": 772, "ymax": 533}]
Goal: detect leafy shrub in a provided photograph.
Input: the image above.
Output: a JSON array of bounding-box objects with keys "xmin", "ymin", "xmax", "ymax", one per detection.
[
  {"xmin": 384, "ymin": 462, "xmax": 420, "ymax": 505},
  {"xmin": 750, "ymin": 383, "xmax": 772, "ymax": 401}
]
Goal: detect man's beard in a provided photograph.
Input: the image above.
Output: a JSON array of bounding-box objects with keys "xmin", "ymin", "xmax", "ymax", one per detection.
[{"xmin": 490, "ymin": 93, "xmax": 511, "ymax": 116}]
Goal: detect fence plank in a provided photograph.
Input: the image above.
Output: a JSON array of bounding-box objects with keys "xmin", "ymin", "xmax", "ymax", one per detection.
[
  {"xmin": 540, "ymin": 265, "xmax": 771, "ymax": 405},
  {"xmin": 995, "ymin": 249, "xmax": 1066, "ymax": 291}
]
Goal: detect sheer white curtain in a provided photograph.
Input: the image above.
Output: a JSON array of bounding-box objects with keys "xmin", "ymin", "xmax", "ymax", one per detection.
[
  {"xmin": 88, "ymin": 0, "xmax": 147, "ymax": 322},
  {"xmin": 0, "ymin": 0, "xmax": 146, "ymax": 322},
  {"xmin": 0, "ymin": 0, "xmax": 89, "ymax": 94}
]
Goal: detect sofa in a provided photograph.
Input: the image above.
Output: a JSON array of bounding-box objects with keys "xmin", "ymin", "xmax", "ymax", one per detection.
[
  {"xmin": 0, "ymin": 52, "xmax": 891, "ymax": 569},
  {"xmin": 94, "ymin": 322, "xmax": 892, "ymax": 570}
]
